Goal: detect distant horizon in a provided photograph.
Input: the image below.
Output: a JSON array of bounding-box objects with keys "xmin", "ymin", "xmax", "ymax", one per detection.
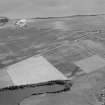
[
  {"xmin": 31, "ymin": 14, "xmax": 105, "ymax": 19},
  {"xmin": 0, "ymin": 13, "xmax": 105, "ymax": 19},
  {"xmin": 0, "ymin": 0, "xmax": 105, "ymax": 18}
]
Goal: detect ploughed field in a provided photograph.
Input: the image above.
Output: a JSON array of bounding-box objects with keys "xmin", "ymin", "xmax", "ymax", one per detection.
[
  {"xmin": 1, "ymin": 15, "xmax": 105, "ymax": 105},
  {"xmin": 1, "ymin": 15, "xmax": 105, "ymax": 69}
]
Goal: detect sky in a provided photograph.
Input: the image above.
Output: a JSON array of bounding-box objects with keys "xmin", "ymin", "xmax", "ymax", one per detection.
[{"xmin": 0, "ymin": 0, "xmax": 105, "ymax": 18}]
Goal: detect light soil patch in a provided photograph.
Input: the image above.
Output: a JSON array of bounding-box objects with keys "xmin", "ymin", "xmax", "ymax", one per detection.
[
  {"xmin": 52, "ymin": 21, "xmax": 68, "ymax": 31},
  {"xmin": 7, "ymin": 56, "xmax": 67, "ymax": 86},
  {"xmin": 74, "ymin": 55, "xmax": 105, "ymax": 73}
]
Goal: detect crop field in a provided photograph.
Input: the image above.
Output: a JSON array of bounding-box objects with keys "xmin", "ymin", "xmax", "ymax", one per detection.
[{"xmin": 1, "ymin": 14, "xmax": 105, "ymax": 105}]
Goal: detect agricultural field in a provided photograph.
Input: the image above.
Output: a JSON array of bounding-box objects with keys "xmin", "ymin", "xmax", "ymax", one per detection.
[{"xmin": 1, "ymin": 14, "xmax": 105, "ymax": 105}]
